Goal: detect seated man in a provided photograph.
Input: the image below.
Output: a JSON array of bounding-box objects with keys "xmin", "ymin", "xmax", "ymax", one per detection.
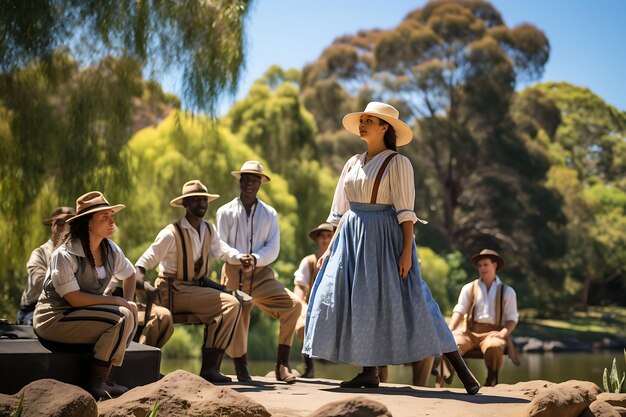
[
  {"xmin": 292, "ymin": 222, "xmax": 334, "ymax": 378},
  {"xmin": 448, "ymin": 249, "xmax": 519, "ymax": 386},
  {"xmin": 135, "ymin": 180, "xmax": 242, "ymax": 383},
  {"xmin": 18, "ymin": 206, "xmax": 74, "ymax": 325}
]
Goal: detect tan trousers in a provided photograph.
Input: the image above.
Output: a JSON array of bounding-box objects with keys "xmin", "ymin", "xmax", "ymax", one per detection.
[
  {"xmin": 34, "ymin": 303, "xmax": 137, "ymax": 367},
  {"xmin": 155, "ymin": 278, "xmax": 241, "ymax": 350},
  {"xmin": 138, "ymin": 304, "xmax": 174, "ymax": 349},
  {"xmin": 453, "ymin": 323, "xmax": 507, "ymax": 372},
  {"xmin": 222, "ymin": 264, "xmax": 301, "ymax": 358}
]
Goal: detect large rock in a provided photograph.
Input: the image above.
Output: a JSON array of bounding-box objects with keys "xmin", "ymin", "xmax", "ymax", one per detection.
[
  {"xmin": 97, "ymin": 370, "xmax": 270, "ymax": 417},
  {"xmin": 0, "ymin": 379, "xmax": 96, "ymax": 417},
  {"xmin": 307, "ymin": 396, "xmax": 391, "ymax": 417},
  {"xmin": 579, "ymin": 400, "xmax": 621, "ymax": 417},
  {"xmin": 520, "ymin": 380, "xmax": 600, "ymax": 417},
  {"xmin": 598, "ymin": 393, "xmax": 626, "ymax": 408},
  {"xmin": 495, "ymin": 380, "xmax": 555, "ymax": 398}
]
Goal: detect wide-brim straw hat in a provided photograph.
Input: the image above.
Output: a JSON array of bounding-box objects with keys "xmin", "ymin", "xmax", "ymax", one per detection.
[
  {"xmin": 68, "ymin": 192, "xmax": 125, "ymax": 222},
  {"xmin": 471, "ymin": 249, "xmax": 505, "ymax": 271},
  {"xmin": 231, "ymin": 160, "xmax": 270, "ymax": 183},
  {"xmin": 309, "ymin": 223, "xmax": 334, "ymax": 241},
  {"xmin": 342, "ymin": 102, "xmax": 414, "ymax": 147},
  {"xmin": 42, "ymin": 206, "xmax": 75, "ymax": 226},
  {"xmin": 170, "ymin": 180, "xmax": 220, "ymax": 207}
]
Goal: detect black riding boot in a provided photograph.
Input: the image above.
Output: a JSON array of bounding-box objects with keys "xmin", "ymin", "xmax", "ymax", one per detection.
[
  {"xmin": 340, "ymin": 366, "xmax": 379, "ymax": 388},
  {"xmin": 444, "ymin": 351, "xmax": 480, "ymax": 394},
  {"xmin": 301, "ymin": 353, "xmax": 314, "ymax": 378},
  {"xmin": 233, "ymin": 354, "xmax": 252, "ymax": 382},
  {"xmin": 200, "ymin": 348, "xmax": 232, "ymax": 383}
]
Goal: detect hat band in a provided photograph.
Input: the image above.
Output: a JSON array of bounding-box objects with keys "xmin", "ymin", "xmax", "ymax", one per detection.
[
  {"xmin": 183, "ymin": 189, "xmax": 208, "ymax": 195},
  {"xmin": 77, "ymin": 203, "xmax": 111, "ymax": 215}
]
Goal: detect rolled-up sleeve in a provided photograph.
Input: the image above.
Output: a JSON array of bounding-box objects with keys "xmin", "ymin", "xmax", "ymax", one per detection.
[
  {"xmin": 110, "ymin": 241, "xmax": 135, "ymax": 280},
  {"xmin": 49, "ymin": 250, "xmax": 80, "ymax": 297},
  {"xmin": 390, "ymin": 155, "xmax": 419, "ymax": 224},
  {"xmin": 504, "ymin": 287, "xmax": 519, "ymax": 323},
  {"xmin": 326, "ymin": 156, "xmax": 357, "ymax": 227},
  {"xmin": 452, "ymin": 282, "xmax": 473, "ymax": 316},
  {"xmin": 136, "ymin": 228, "xmax": 175, "ymax": 271}
]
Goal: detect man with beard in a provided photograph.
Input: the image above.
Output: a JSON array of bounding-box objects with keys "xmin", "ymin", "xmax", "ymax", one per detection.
[
  {"xmin": 135, "ymin": 180, "xmax": 242, "ymax": 382},
  {"xmin": 217, "ymin": 161, "xmax": 301, "ymax": 384},
  {"xmin": 18, "ymin": 206, "xmax": 75, "ymax": 325}
]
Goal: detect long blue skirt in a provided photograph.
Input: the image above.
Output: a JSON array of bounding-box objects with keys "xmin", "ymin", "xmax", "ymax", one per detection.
[{"xmin": 302, "ymin": 202, "xmax": 457, "ymax": 366}]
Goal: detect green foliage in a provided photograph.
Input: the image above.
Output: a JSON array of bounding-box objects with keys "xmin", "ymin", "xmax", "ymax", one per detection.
[
  {"xmin": 602, "ymin": 351, "xmax": 626, "ymax": 393},
  {"xmin": 161, "ymin": 325, "xmax": 199, "ymax": 359},
  {"xmin": 0, "ymin": 0, "xmax": 251, "ymax": 113},
  {"xmin": 417, "ymin": 247, "xmax": 451, "ymax": 311},
  {"xmin": 10, "ymin": 393, "xmax": 24, "ymax": 417},
  {"xmin": 148, "ymin": 402, "xmax": 161, "ymax": 417}
]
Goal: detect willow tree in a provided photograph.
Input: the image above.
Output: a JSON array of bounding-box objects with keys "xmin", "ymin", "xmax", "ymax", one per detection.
[
  {"xmin": 300, "ymin": 0, "xmax": 566, "ymax": 291},
  {"xmin": 0, "ymin": 1, "xmax": 251, "ymax": 319}
]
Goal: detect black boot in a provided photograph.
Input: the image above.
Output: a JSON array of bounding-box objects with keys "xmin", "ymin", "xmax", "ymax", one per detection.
[
  {"xmin": 275, "ymin": 344, "xmax": 296, "ymax": 384},
  {"xmin": 87, "ymin": 358, "xmax": 113, "ymax": 399},
  {"xmin": 301, "ymin": 353, "xmax": 315, "ymax": 378},
  {"xmin": 485, "ymin": 369, "xmax": 498, "ymax": 386},
  {"xmin": 340, "ymin": 366, "xmax": 379, "ymax": 388},
  {"xmin": 105, "ymin": 366, "xmax": 129, "ymax": 396},
  {"xmin": 233, "ymin": 354, "xmax": 252, "ymax": 382},
  {"xmin": 200, "ymin": 348, "xmax": 232, "ymax": 383},
  {"xmin": 444, "ymin": 351, "xmax": 480, "ymax": 395}
]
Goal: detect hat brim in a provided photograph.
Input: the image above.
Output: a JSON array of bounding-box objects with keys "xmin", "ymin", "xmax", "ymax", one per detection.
[
  {"xmin": 67, "ymin": 204, "xmax": 125, "ymax": 222},
  {"xmin": 342, "ymin": 111, "xmax": 414, "ymax": 147},
  {"xmin": 170, "ymin": 192, "xmax": 220, "ymax": 207},
  {"xmin": 231, "ymin": 170, "xmax": 271, "ymax": 183},
  {"xmin": 309, "ymin": 226, "xmax": 334, "ymax": 241},
  {"xmin": 42, "ymin": 213, "xmax": 75, "ymax": 226},
  {"xmin": 471, "ymin": 254, "xmax": 505, "ymax": 271}
]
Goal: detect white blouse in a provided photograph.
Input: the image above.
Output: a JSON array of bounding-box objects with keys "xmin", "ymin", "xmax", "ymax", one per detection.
[{"xmin": 326, "ymin": 149, "xmax": 424, "ymax": 226}]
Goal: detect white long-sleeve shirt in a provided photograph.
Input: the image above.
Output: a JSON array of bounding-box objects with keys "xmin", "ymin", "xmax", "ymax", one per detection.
[
  {"xmin": 216, "ymin": 197, "xmax": 280, "ymax": 267},
  {"xmin": 135, "ymin": 217, "xmax": 222, "ymax": 276},
  {"xmin": 453, "ymin": 276, "xmax": 519, "ymax": 325},
  {"xmin": 327, "ymin": 149, "xmax": 422, "ymax": 226}
]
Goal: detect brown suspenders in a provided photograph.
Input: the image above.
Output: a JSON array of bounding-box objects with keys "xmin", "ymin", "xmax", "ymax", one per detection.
[{"xmin": 370, "ymin": 152, "xmax": 397, "ymax": 204}]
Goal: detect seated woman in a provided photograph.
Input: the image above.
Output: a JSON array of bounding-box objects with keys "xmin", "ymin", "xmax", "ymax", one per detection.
[{"xmin": 33, "ymin": 191, "xmax": 138, "ymax": 398}]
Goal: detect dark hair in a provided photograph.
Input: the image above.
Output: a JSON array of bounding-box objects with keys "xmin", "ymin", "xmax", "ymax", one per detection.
[
  {"xmin": 64, "ymin": 213, "xmax": 111, "ymax": 269},
  {"xmin": 380, "ymin": 120, "xmax": 397, "ymax": 151}
]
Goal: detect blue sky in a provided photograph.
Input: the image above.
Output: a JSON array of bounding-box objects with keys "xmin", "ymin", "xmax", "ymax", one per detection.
[{"xmin": 164, "ymin": 0, "xmax": 626, "ymax": 114}]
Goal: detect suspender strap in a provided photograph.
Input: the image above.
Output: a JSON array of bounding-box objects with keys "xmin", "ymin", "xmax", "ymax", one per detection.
[
  {"xmin": 370, "ymin": 152, "xmax": 397, "ymax": 204},
  {"xmin": 466, "ymin": 279, "xmax": 479, "ymax": 329},
  {"xmin": 169, "ymin": 220, "xmax": 212, "ymax": 281},
  {"xmin": 495, "ymin": 283, "xmax": 504, "ymax": 327}
]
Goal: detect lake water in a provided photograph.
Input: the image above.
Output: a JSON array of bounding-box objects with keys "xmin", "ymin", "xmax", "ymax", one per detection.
[{"xmin": 162, "ymin": 351, "xmax": 620, "ymax": 388}]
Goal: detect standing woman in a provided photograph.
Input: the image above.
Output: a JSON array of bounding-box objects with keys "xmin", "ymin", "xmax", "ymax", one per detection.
[
  {"xmin": 34, "ymin": 191, "xmax": 138, "ymax": 398},
  {"xmin": 303, "ymin": 102, "xmax": 480, "ymax": 394}
]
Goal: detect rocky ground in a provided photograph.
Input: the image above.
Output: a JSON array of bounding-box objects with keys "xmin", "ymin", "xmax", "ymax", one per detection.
[{"xmin": 1, "ymin": 370, "xmax": 625, "ymax": 417}]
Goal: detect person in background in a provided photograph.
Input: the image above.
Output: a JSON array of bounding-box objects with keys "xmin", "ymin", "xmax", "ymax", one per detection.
[
  {"xmin": 448, "ymin": 249, "xmax": 519, "ymax": 386},
  {"xmin": 18, "ymin": 206, "xmax": 75, "ymax": 325},
  {"xmin": 135, "ymin": 180, "xmax": 242, "ymax": 383},
  {"xmin": 292, "ymin": 222, "xmax": 334, "ymax": 378},
  {"xmin": 217, "ymin": 161, "xmax": 301, "ymax": 384},
  {"xmin": 33, "ymin": 192, "xmax": 138, "ymax": 398}
]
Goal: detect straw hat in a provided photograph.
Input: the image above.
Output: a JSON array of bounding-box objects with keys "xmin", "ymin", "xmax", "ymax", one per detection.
[
  {"xmin": 471, "ymin": 249, "xmax": 505, "ymax": 271},
  {"xmin": 342, "ymin": 102, "xmax": 414, "ymax": 146},
  {"xmin": 231, "ymin": 160, "xmax": 271, "ymax": 183},
  {"xmin": 170, "ymin": 180, "xmax": 220, "ymax": 207},
  {"xmin": 68, "ymin": 192, "xmax": 125, "ymax": 222},
  {"xmin": 42, "ymin": 206, "xmax": 75, "ymax": 226},
  {"xmin": 309, "ymin": 223, "xmax": 334, "ymax": 241}
]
